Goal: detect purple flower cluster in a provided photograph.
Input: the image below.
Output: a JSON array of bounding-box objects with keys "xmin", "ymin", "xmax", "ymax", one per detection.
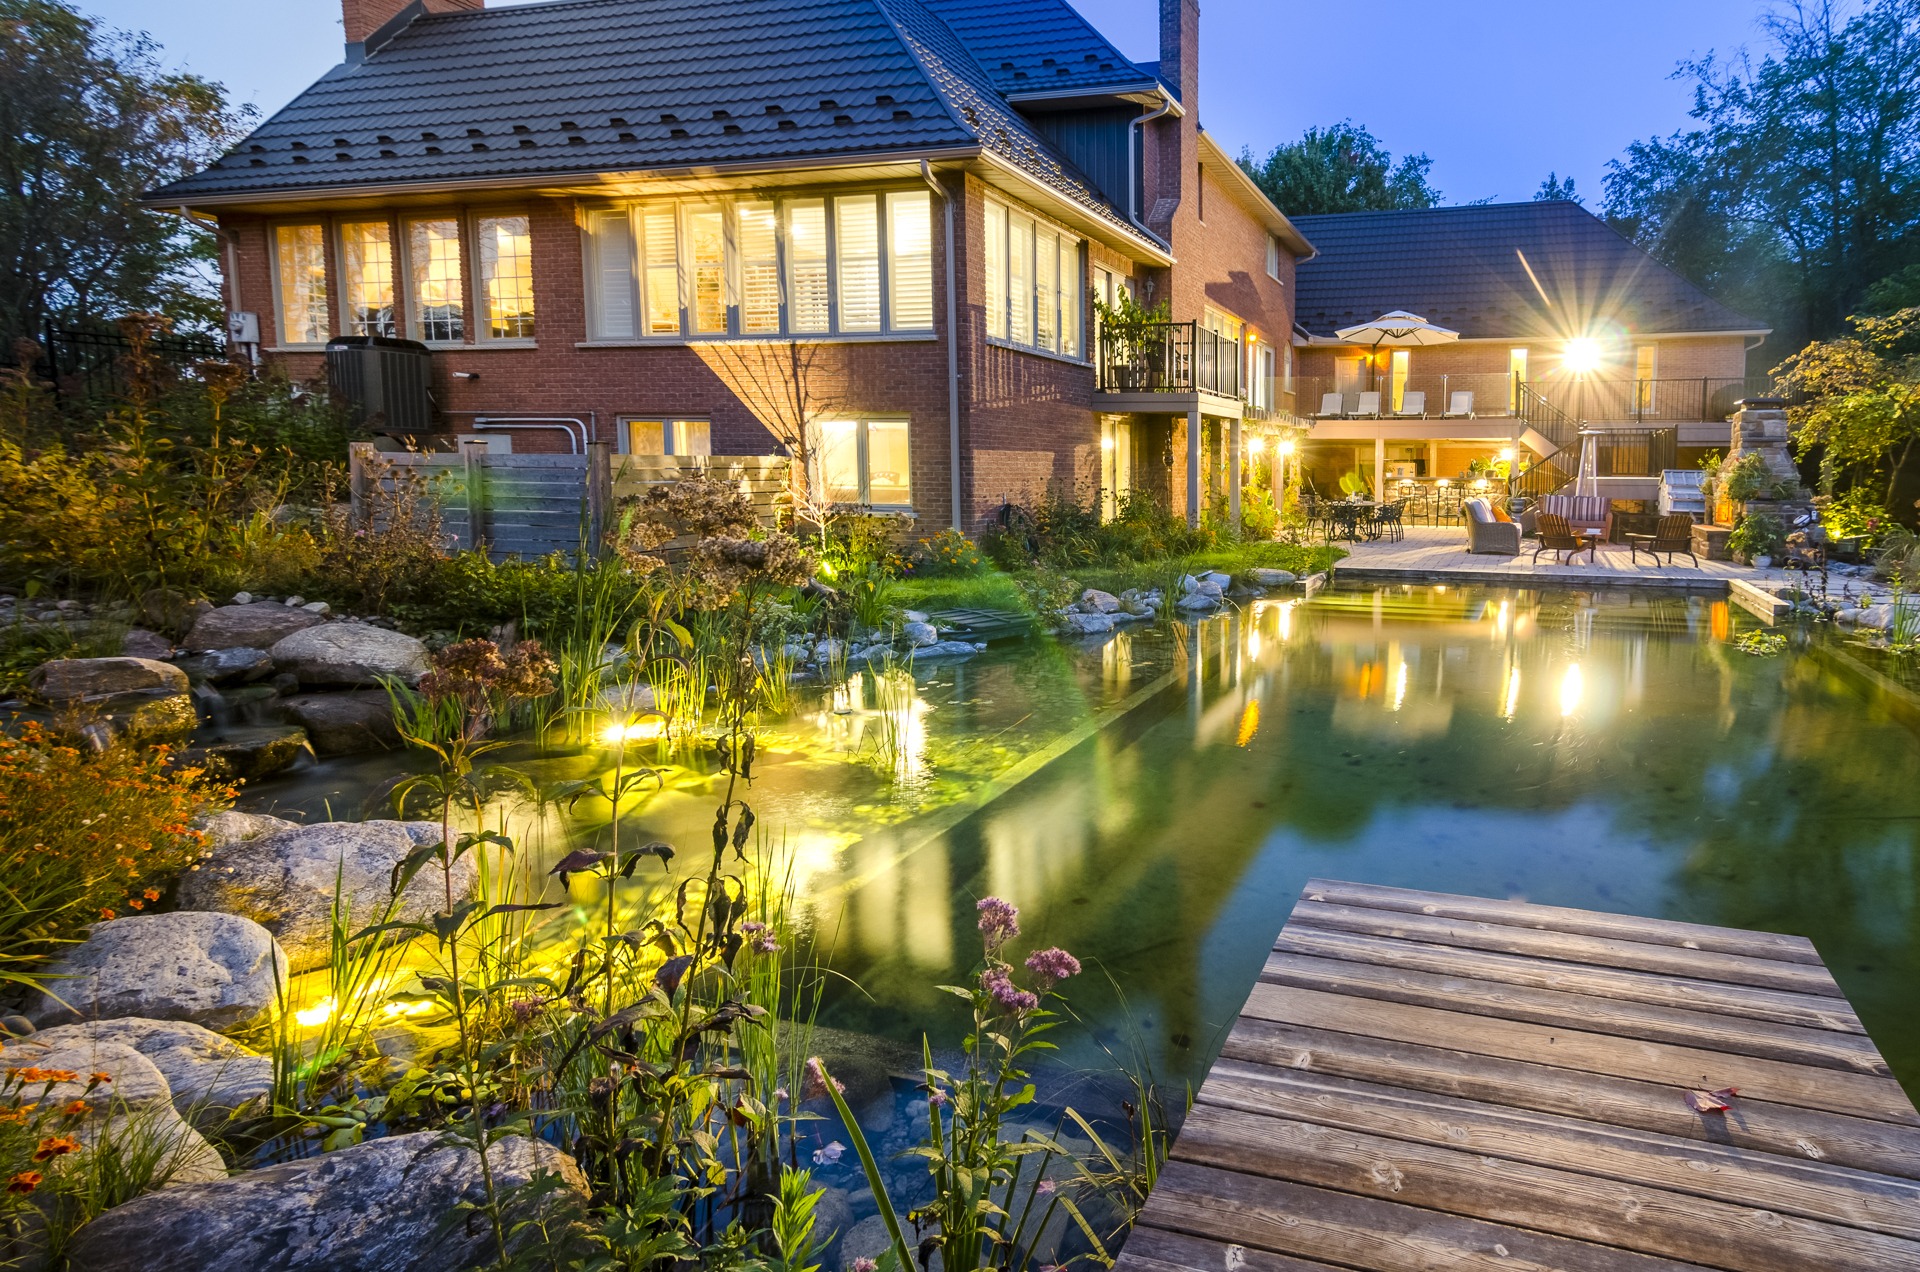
[
  {"xmin": 802, "ymin": 1055, "xmax": 845, "ymax": 1100},
  {"xmin": 976, "ymin": 896, "xmax": 1020, "ymax": 949},
  {"xmin": 1023, "ymin": 946, "xmax": 1081, "ymax": 992},
  {"xmin": 741, "ymin": 920, "xmax": 779, "ymax": 953},
  {"xmin": 981, "ymin": 966, "xmax": 1040, "ymax": 1015}
]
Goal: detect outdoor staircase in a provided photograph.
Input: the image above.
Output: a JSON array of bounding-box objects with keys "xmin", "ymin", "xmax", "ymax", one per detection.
[{"xmin": 1511, "ymin": 384, "xmax": 1581, "ymax": 503}]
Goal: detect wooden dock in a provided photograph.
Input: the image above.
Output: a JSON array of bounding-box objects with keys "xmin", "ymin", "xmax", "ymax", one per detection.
[{"xmin": 1118, "ymin": 879, "xmax": 1920, "ymax": 1272}]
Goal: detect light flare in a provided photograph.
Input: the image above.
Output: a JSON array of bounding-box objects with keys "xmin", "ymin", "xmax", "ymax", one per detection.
[{"xmin": 1560, "ymin": 664, "xmax": 1584, "ymax": 717}]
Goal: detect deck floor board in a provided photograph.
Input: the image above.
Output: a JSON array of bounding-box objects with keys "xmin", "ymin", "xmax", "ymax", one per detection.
[{"xmin": 1118, "ymin": 881, "xmax": 1920, "ymax": 1272}]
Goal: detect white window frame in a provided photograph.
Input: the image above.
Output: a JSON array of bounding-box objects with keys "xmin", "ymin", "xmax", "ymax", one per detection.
[
  {"xmin": 982, "ymin": 197, "xmax": 1086, "ymax": 360},
  {"xmin": 471, "ymin": 210, "xmax": 537, "ymax": 344},
  {"xmin": 403, "ymin": 215, "xmax": 468, "ymax": 346},
  {"xmin": 582, "ymin": 189, "xmax": 935, "ymax": 342},
  {"xmin": 336, "ymin": 217, "xmax": 398, "ymax": 339},
  {"xmin": 813, "ymin": 417, "xmax": 912, "ymax": 510},
  {"xmin": 1266, "ymin": 234, "xmax": 1282, "ymax": 281}
]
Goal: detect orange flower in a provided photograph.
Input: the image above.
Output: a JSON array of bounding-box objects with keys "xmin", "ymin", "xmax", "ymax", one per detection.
[
  {"xmin": 142, "ymin": 888, "xmax": 160, "ymax": 901},
  {"xmin": 127, "ymin": 899, "xmax": 144, "ymax": 910},
  {"xmin": 8, "ymin": 1068, "xmax": 78, "ymax": 1084},
  {"xmin": 60, "ymin": 1100, "xmax": 88, "ymax": 1117},
  {"xmin": 88, "ymin": 1073, "xmax": 110, "ymax": 1085},
  {"xmin": 32, "ymin": 1135, "xmax": 80, "ymax": 1161},
  {"xmin": 6, "ymin": 1172, "xmax": 40, "ymax": 1195},
  {"xmin": 0, "ymin": 1108, "xmax": 26, "ymax": 1125},
  {"xmin": 98, "ymin": 908, "xmax": 115, "ymax": 920}
]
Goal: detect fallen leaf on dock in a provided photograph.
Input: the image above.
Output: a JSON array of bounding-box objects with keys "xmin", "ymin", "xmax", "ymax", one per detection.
[{"xmin": 1684, "ymin": 1086, "xmax": 1739, "ymax": 1113}]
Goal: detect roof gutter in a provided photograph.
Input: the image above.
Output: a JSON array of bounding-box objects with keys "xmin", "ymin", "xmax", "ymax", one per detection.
[
  {"xmin": 974, "ymin": 150, "xmax": 1173, "ymax": 265},
  {"xmin": 140, "ymin": 144, "xmax": 987, "ymax": 213},
  {"xmin": 1126, "ymin": 87, "xmax": 1181, "ymax": 250}
]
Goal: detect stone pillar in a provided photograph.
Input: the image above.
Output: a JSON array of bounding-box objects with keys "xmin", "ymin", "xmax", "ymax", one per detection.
[
  {"xmin": 1228, "ymin": 417, "xmax": 1243, "ymax": 531},
  {"xmin": 1186, "ymin": 405, "xmax": 1202, "ymax": 528},
  {"xmin": 1724, "ymin": 396, "xmax": 1813, "ymax": 525}
]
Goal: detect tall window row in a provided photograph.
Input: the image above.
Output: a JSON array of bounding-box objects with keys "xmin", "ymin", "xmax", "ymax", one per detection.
[
  {"xmin": 270, "ymin": 213, "xmax": 534, "ymax": 347},
  {"xmin": 982, "ymin": 200, "xmax": 1083, "ymax": 359},
  {"xmin": 584, "ymin": 190, "xmax": 933, "ymax": 341}
]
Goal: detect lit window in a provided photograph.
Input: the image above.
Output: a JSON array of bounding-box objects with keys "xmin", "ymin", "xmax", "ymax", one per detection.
[
  {"xmin": 1100, "ymin": 416, "xmax": 1132, "ymax": 520},
  {"xmin": 588, "ymin": 210, "xmax": 636, "ymax": 340},
  {"xmin": 983, "ymin": 200, "xmax": 1084, "ymax": 357},
  {"xmin": 338, "ymin": 221, "xmax": 394, "ymax": 338},
  {"xmin": 477, "ymin": 215, "xmax": 535, "ymax": 340},
  {"xmin": 406, "ymin": 218, "xmax": 464, "ymax": 342},
  {"xmin": 1634, "ymin": 344, "xmax": 1658, "ymax": 413},
  {"xmin": 886, "ymin": 191, "xmax": 932, "ymax": 330},
  {"xmin": 687, "ymin": 207, "xmax": 726, "ymax": 334},
  {"xmin": 787, "ymin": 200, "xmax": 830, "ymax": 333},
  {"xmin": 836, "ymin": 196, "xmax": 881, "ymax": 332},
  {"xmin": 1508, "ymin": 347, "xmax": 1529, "ymax": 411},
  {"xmin": 273, "ymin": 224, "xmax": 330, "ymax": 346},
  {"xmin": 737, "ymin": 202, "xmax": 780, "ymax": 334},
  {"xmin": 623, "ymin": 418, "xmax": 711, "ymax": 456},
  {"xmin": 640, "ymin": 207, "xmax": 680, "ymax": 336},
  {"xmin": 816, "ymin": 418, "xmax": 911, "ymax": 508}
]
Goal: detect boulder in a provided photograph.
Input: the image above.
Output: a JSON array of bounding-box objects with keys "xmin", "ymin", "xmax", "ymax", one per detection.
[
  {"xmin": 65, "ymin": 1131, "xmax": 588, "ymax": 1272},
  {"xmin": 1058, "ymin": 611, "xmax": 1114, "ymax": 636},
  {"xmin": 28, "ymin": 656, "xmax": 187, "ymax": 701},
  {"xmin": 270, "ymin": 623, "xmax": 428, "ymax": 687},
  {"xmin": 175, "ymin": 647, "xmax": 275, "ymax": 686},
  {"xmin": 915, "ymin": 641, "xmax": 984, "ymax": 660},
  {"xmin": 198, "ymin": 810, "xmax": 299, "ymax": 849},
  {"xmin": 25, "ymin": 912, "xmax": 286, "ymax": 1031},
  {"xmin": 184, "ymin": 602, "xmax": 325, "ymax": 652},
  {"xmin": 1121, "ymin": 595, "xmax": 1158, "ymax": 616},
  {"xmin": 901, "ymin": 621, "xmax": 939, "ymax": 647},
  {"xmin": 182, "ymin": 725, "xmax": 310, "ymax": 783},
  {"xmin": 0, "ymin": 1032, "xmax": 226, "ymax": 1185},
  {"xmin": 281, "ymin": 691, "xmax": 401, "ymax": 755},
  {"xmin": 29, "ymin": 1019, "xmax": 271, "ymax": 1123},
  {"xmin": 1247, "ymin": 567, "xmax": 1297, "ymax": 587},
  {"xmin": 176, "ymin": 820, "xmax": 471, "ymax": 974},
  {"xmin": 120, "ymin": 628, "xmax": 177, "ymax": 660},
  {"xmin": 1202, "ymin": 570, "xmax": 1233, "ymax": 591},
  {"xmin": 1079, "ymin": 588, "xmax": 1121, "ymax": 613},
  {"xmin": 68, "ymin": 689, "xmax": 199, "ymax": 748},
  {"xmin": 140, "ymin": 589, "xmax": 215, "ymax": 639},
  {"xmin": 1176, "ymin": 591, "xmax": 1221, "ymax": 612}
]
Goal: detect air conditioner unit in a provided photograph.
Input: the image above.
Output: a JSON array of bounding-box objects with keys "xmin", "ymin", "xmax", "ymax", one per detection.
[{"xmin": 326, "ymin": 335, "xmax": 433, "ymax": 432}]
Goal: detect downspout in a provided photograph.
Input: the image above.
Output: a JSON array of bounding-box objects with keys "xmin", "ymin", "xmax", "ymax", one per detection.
[
  {"xmin": 1127, "ymin": 88, "xmax": 1183, "ymax": 243},
  {"xmin": 923, "ymin": 160, "xmax": 963, "ymax": 532}
]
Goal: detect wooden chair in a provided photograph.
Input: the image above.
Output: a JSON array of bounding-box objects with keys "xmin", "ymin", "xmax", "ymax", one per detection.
[
  {"xmin": 1532, "ymin": 512, "xmax": 1598, "ymax": 564},
  {"xmin": 1625, "ymin": 513, "xmax": 1699, "ymax": 567}
]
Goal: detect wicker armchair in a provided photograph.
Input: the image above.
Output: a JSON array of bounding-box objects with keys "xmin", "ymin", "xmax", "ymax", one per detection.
[{"xmin": 1463, "ymin": 498, "xmax": 1520, "ymax": 555}]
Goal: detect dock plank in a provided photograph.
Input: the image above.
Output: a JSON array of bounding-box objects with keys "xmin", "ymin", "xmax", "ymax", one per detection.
[{"xmin": 1120, "ymin": 881, "xmax": 1920, "ymax": 1272}]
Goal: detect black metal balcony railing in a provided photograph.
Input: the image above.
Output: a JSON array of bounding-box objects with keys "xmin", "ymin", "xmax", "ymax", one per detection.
[
  {"xmin": 1297, "ymin": 373, "xmax": 1786, "ymax": 424},
  {"xmin": 1096, "ymin": 321, "xmax": 1240, "ymax": 398},
  {"xmin": 1585, "ymin": 427, "xmax": 1678, "ymax": 476}
]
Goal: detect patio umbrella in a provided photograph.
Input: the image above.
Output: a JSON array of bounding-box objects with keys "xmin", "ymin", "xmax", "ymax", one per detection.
[{"xmin": 1333, "ymin": 311, "xmax": 1460, "ymax": 392}]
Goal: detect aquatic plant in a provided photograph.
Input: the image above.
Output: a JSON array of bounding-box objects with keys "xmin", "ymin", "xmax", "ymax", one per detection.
[{"xmin": 1734, "ymin": 630, "xmax": 1790, "ymax": 656}]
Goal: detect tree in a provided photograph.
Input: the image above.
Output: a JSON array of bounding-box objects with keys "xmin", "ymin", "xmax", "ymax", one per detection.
[
  {"xmin": 1534, "ymin": 173, "xmax": 1581, "ymax": 203},
  {"xmin": 0, "ymin": 0, "xmax": 251, "ymax": 341},
  {"xmin": 1237, "ymin": 121, "xmax": 1439, "ymax": 217},
  {"xmin": 1604, "ymin": 0, "xmax": 1920, "ymax": 351},
  {"xmin": 1774, "ymin": 307, "xmax": 1920, "ymax": 508}
]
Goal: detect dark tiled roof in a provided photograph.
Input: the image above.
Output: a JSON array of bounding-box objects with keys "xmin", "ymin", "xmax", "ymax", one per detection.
[
  {"xmin": 919, "ymin": 0, "xmax": 1152, "ymax": 96},
  {"xmin": 1290, "ymin": 201, "xmax": 1766, "ymax": 340},
  {"xmin": 151, "ymin": 0, "xmax": 1137, "ymax": 239}
]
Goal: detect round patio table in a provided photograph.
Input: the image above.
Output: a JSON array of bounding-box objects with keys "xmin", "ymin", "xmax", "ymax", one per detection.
[{"xmin": 1326, "ymin": 501, "xmax": 1377, "ymax": 541}]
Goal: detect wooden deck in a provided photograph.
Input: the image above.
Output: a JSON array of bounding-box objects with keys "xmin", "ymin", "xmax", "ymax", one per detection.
[
  {"xmin": 1334, "ymin": 525, "xmax": 1797, "ymax": 595},
  {"xmin": 1117, "ymin": 879, "xmax": 1920, "ymax": 1272}
]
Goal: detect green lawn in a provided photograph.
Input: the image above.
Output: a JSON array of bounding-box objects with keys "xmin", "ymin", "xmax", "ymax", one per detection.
[{"xmin": 891, "ymin": 541, "xmax": 1343, "ymax": 616}]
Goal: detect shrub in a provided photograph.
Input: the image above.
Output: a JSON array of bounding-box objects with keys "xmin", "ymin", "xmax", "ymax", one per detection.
[
  {"xmin": 1728, "ymin": 511, "xmax": 1787, "ymax": 563},
  {"xmin": 908, "ymin": 528, "xmax": 985, "ymax": 577},
  {"xmin": 0, "ymin": 724, "xmax": 228, "ymax": 991},
  {"xmin": 308, "ymin": 457, "xmax": 448, "ymax": 615},
  {"xmin": 1821, "ymin": 489, "xmax": 1898, "ymax": 548}
]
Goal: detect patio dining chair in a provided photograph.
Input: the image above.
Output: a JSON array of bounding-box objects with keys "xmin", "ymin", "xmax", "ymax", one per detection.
[
  {"xmin": 1625, "ymin": 513, "xmax": 1700, "ymax": 567},
  {"xmin": 1394, "ymin": 390, "xmax": 1427, "ymax": 418},
  {"xmin": 1317, "ymin": 392, "xmax": 1344, "ymax": 418},
  {"xmin": 1370, "ymin": 500, "xmax": 1406, "ymax": 542},
  {"xmin": 1351, "ymin": 391, "xmax": 1381, "ymax": 418},
  {"xmin": 1443, "ymin": 391, "xmax": 1475, "ymax": 418},
  {"xmin": 1532, "ymin": 512, "xmax": 1598, "ymax": 564}
]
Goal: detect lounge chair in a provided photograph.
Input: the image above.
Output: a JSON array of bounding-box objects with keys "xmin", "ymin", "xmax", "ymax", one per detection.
[
  {"xmin": 1533, "ymin": 512, "xmax": 1598, "ymax": 564},
  {"xmin": 1625, "ymin": 513, "xmax": 1699, "ymax": 566},
  {"xmin": 1443, "ymin": 390, "xmax": 1475, "ymax": 418},
  {"xmin": 1352, "ymin": 391, "xmax": 1381, "ymax": 418},
  {"xmin": 1463, "ymin": 497, "xmax": 1519, "ymax": 555},
  {"xmin": 1317, "ymin": 392, "xmax": 1344, "ymax": 418},
  {"xmin": 1394, "ymin": 390, "xmax": 1427, "ymax": 418}
]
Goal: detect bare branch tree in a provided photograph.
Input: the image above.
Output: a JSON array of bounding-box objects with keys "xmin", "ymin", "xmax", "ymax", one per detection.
[{"xmin": 697, "ymin": 340, "xmax": 843, "ymax": 550}]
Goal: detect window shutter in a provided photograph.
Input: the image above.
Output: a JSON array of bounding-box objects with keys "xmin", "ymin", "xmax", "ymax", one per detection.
[
  {"xmin": 737, "ymin": 202, "xmax": 779, "ymax": 333},
  {"xmin": 886, "ymin": 191, "xmax": 933, "ymax": 330},
  {"xmin": 640, "ymin": 207, "xmax": 680, "ymax": 335},
  {"xmin": 835, "ymin": 196, "xmax": 881, "ymax": 332},
  {"xmin": 589, "ymin": 212, "xmax": 635, "ymax": 339},
  {"xmin": 787, "ymin": 200, "xmax": 830, "ymax": 333}
]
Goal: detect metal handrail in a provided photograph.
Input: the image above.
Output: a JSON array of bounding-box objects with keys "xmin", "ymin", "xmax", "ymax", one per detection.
[{"xmin": 1096, "ymin": 321, "xmax": 1242, "ymax": 397}]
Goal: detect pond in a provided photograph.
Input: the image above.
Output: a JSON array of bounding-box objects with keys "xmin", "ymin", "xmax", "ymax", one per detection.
[{"xmin": 238, "ymin": 582, "xmax": 1920, "ymax": 1203}]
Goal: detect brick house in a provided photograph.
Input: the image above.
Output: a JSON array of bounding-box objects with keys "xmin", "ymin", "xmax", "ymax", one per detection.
[
  {"xmin": 149, "ymin": 0, "xmax": 1314, "ymax": 535},
  {"xmin": 1287, "ymin": 201, "xmax": 1769, "ymax": 504}
]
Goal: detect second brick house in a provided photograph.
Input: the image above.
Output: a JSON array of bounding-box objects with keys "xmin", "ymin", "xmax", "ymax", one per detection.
[{"xmin": 151, "ymin": 0, "xmax": 1314, "ymax": 534}]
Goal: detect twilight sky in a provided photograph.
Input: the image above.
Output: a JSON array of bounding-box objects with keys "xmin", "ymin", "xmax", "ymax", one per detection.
[{"xmin": 89, "ymin": 0, "xmax": 1772, "ymax": 207}]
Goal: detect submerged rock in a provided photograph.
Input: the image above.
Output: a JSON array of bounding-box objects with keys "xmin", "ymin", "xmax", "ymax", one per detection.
[
  {"xmin": 184, "ymin": 602, "xmax": 325, "ymax": 652},
  {"xmin": 270, "ymin": 623, "xmax": 429, "ymax": 687},
  {"xmin": 66, "ymin": 1131, "xmax": 587, "ymax": 1272},
  {"xmin": 29, "ymin": 1018, "xmax": 272, "ymax": 1123},
  {"xmin": 281, "ymin": 690, "xmax": 401, "ymax": 755},
  {"xmin": 25, "ymin": 912, "xmax": 286, "ymax": 1032},
  {"xmin": 176, "ymin": 820, "xmax": 469, "ymax": 974}
]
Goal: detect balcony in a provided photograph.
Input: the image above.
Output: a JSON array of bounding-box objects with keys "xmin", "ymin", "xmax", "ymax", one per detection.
[
  {"xmin": 1297, "ymin": 373, "xmax": 1781, "ymax": 424},
  {"xmin": 1095, "ymin": 321, "xmax": 1242, "ymax": 400}
]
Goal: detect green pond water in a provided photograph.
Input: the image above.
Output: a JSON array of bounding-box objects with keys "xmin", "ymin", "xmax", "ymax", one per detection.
[{"xmin": 240, "ymin": 582, "xmax": 1920, "ymax": 1135}]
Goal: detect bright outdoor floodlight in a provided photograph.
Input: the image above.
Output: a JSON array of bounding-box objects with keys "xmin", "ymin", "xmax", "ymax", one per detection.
[
  {"xmin": 1563, "ymin": 337, "xmax": 1604, "ymax": 375},
  {"xmin": 1277, "ymin": 439, "xmax": 1296, "ymax": 457}
]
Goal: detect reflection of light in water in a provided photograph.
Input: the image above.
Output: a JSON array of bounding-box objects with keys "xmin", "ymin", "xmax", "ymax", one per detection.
[
  {"xmin": 1390, "ymin": 660, "xmax": 1409, "ymax": 712},
  {"xmin": 1492, "ymin": 600, "xmax": 1510, "ymax": 638},
  {"xmin": 382, "ymin": 999, "xmax": 433, "ymax": 1020},
  {"xmin": 601, "ymin": 717, "xmax": 663, "ymax": 745},
  {"xmin": 1560, "ymin": 664, "xmax": 1583, "ymax": 717},
  {"xmin": 845, "ymin": 837, "xmax": 952, "ymax": 968},
  {"xmin": 1236, "ymin": 698, "xmax": 1260, "ymax": 746},
  {"xmin": 1503, "ymin": 666, "xmax": 1522, "ymax": 719},
  {"xmin": 986, "ymin": 780, "xmax": 1092, "ymax": 913},
  {"xmin": 1246, "ymin": 626, "xmax": 1261, "ymax": 661},
  {"xmin": 294, "ymin": 997, "xmax": 335, "ymax": 1028}
]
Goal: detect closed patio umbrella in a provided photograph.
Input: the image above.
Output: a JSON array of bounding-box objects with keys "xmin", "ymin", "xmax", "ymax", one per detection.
[{"xmin": 1574, "ymin": 431, "xmax": 1599, "ymax": 497}]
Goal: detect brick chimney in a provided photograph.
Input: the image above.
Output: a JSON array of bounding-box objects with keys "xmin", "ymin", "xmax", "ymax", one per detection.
[
  {"xmin": 1159, "ymin": 0, "xmax": 1199, "ymax": 116},
  {"xmin": 1142, "ymin": 0, "xmax": 1202, "ymax": 313},
  {"xmin": 343, "ymin": 0, "xmax": 483, "ymax": 50}
]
